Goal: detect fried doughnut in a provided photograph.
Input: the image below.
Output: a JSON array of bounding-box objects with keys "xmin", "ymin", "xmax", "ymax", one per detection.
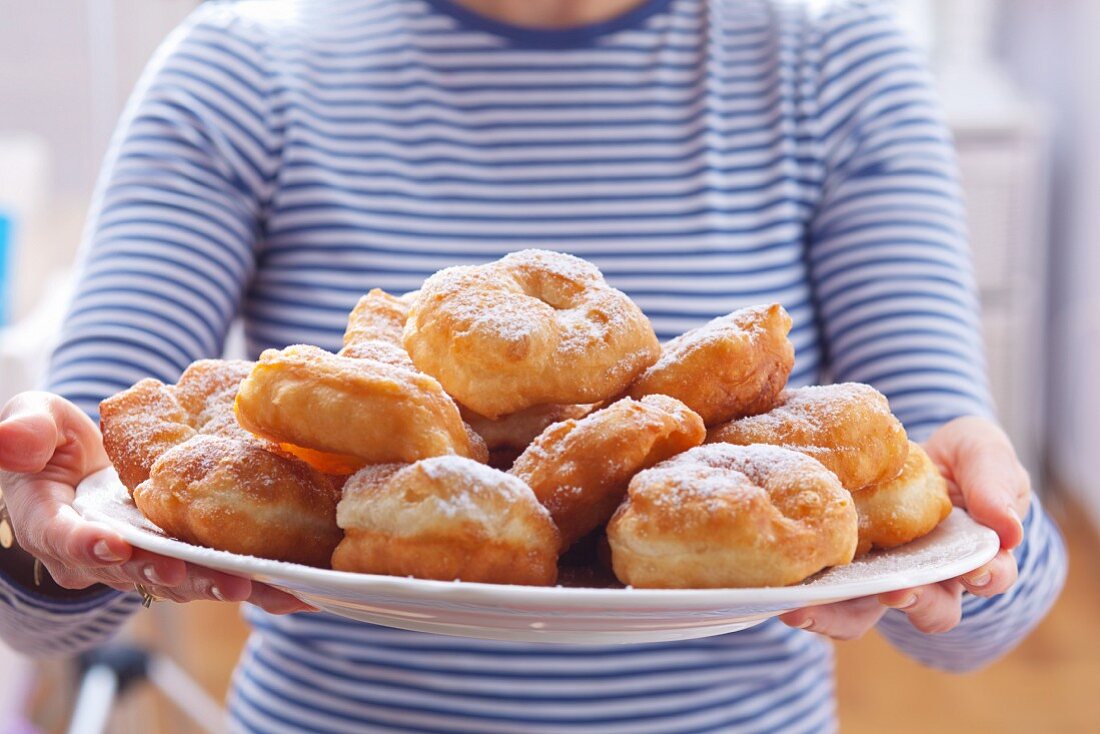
[
  {"xmin": 707, "ymin": 383, "xmax": 908, "ymax": 491},
  {"xmin": 461, "ymin": 403, "xmax": 595, "ymax": 451},
  {"xmin": 337, "ymin": 339, "xmax": 415, "ymax": 370},
  {"xmin": 100, "ymin": 379, "xmax": 196, "ymax": 492},
  {"xmin": 625, "ymin": 304, "xmax": 794, "ymax": 425},
  {"xmin": 173, "ymin": 359, "xmax": 253, "ymax": 426},
  {"xmin": 100, "ymin": 359, "xmax": 299, "ymax": 492},
  {"xmin": 332, "ymin": 456, "xmax": 559, "ymax": 585},
  {"xmin": 462, "ymin": 423, "xmax": 490, "ymax": 465},
  {"xmin": 134, "ymin": 434, "xmax": 342, "ymax": 567},
  {"xmin": 338, "ymin": 289, "xmax": 417, "ymax": 369},
  {"xmin": 853, "ymin": 441, "xmax": 952, "ymax": 556},
  {"xmin": 607, "ymin": 444, "xmax": 857, "ymax": 588},
  {"xmin": 510, "ymin": 395, "xmax": 706, "ymax": 549},
  {"xmin": 336, "ymin": 291, "xmax": 487, "ymax": 463},
  {"xmin": 403, "ymin": 249, "xmax": 660, "ymax": 418},
  {"xmin": 343, "ymin": 288, "xmax": 413, "ymax": 346},
  {"xmin": 234, "ymin": 344, "xmax": 477, "ymax": 474}
]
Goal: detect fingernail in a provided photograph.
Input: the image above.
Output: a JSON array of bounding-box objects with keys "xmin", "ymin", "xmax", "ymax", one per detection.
[
  {"xmin": 142, "ymin": 565, "xmax": 166, "ymax": 586},
  {"xmin": 966, "ymin": 572, "xmax": 991, "ymax": 588},
  {"xmin": 93, "ymin": 540, "xmax": 125, "ymax": 563},
  {"xmin": 210, "ymin": 585, "xmax": 227, "ymax": 602},
  {"xmin": 794, "ymin": 618, "xmax": 814, "ymax": 629},
  {"xmin": 890, "ymin": 594, "xmax": 918, "ymax": 610}
]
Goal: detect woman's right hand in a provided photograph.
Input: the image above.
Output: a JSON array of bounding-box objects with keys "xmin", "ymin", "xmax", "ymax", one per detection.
[{"xmin": 0, "ymin": 391, "xmax": 311, "ymax": 613}]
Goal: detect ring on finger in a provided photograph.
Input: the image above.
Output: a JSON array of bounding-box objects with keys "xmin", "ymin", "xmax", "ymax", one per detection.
[{"xmin": 134, "ymin": 582, "xmax": 163, "ymax": 608}]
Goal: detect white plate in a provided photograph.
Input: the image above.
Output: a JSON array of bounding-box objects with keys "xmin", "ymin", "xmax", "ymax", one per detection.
[{"xmin": 75, "ymin": 467, "xmax": 999, "ymax": 645}]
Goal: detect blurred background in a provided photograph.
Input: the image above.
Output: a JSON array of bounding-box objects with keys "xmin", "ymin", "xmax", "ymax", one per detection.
[{"xmin": 1, "ymin": 0, "xmax": 1098, "ymax": 732}]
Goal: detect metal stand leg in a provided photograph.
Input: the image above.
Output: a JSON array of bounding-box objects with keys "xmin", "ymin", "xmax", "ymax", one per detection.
[
  {"xmin": 66, "ymin": 665, "xmax": 117, "ymax": 734},
  {"xmin": 66, "ymin": 644, "xmax": 225, "ymax": 734}
]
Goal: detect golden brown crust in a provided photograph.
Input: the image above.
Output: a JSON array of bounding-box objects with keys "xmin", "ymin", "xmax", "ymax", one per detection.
[
  {"xmin": 853, "ymin": 442, "xmax": 953, "ymax": 556},
  {"xmin": 332, "ymin": 457, "xmax": 559, "ymax": 585},
  {"xmin": 510, "ymin": 395, "xmax": 706, "ymax": 550},
  {"xmin": 333, "ymin": 531, "xmax": 556, "ymax": 586},
  {"xmin": 461, "ymin": 402, "xmax": 596, "ymax": 451},
  {"xmin": 342, "ymin": 288, "xmax": 413, "ymax": 347},
  {"xmin": 337, "ymin": 339, "xmax": 416, "ymax": 370},
  {"xmin": 403, "ymin": 250, "xmax": 660, "ymax": 418},
  {"xmin": 100, "ymin": 379, "xmax": 196, "ymax": 492},
  {"xmin": 707, "ymin": 383, "xmax": 909, "ymax": 491},
  {"xmin": 626, "ymin": 304, "xmax": 794, "ymax": 426},
  {"xmin": 134, "ymin": 435, "xmax": 342, "ymax": 567},
  {"xmin": 338, "ymin": 289, "xmax": 418, "ymax": 369},
  {"xmin": 463, "ymin": 423, "xmax": 490, "ymax": 464},
  {"xmin": 101, "ymin": 360, "xmax": 293, "ymax": 492},
  {"xmin": 234, "ymin": 344, "xmax": 477, "ymax": 473},
  {"xmin": 607, "ymin": 444, "xmax": 857, "ymax": 588},
  {"xmin": 173, "ymin": 359, "xmax": 254, "ymax": 426},
  {"xmin": 338, "ymin": 292, "xmax": 487, "ymax": 463}
]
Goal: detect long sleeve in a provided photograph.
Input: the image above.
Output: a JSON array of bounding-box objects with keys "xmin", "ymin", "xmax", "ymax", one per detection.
[
  {"xmin": 805, "ymin": 1, "xmax": 1066, "ymax": 670},
  {"xmin": 0, "ymin": 4, "xmax": 275, "ymax": 657},
  {"xmin": 0, "ymin": 573, "xmax": 140, "ymax": 657}
]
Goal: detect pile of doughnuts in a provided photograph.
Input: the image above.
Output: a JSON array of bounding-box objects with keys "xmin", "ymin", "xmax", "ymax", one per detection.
[{"xmin": 100, "ymin": 249, "xmax": 952, "ymax": 588}]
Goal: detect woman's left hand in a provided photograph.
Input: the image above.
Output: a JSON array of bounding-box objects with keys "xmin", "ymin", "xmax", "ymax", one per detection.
[{"xmin": 779, "ymin": 416, "xmax": 1031, "ymax": 640}]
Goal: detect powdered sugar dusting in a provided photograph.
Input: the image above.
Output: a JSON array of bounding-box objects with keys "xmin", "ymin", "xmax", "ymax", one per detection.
[
  {"xmin": 647, "ymin": 304, "xmax": 783, "ymax": 372},
  {"xmin": 724, "ymin": 383, "xmax": 888, "ymax": 436},
  {"xmin": 631, "ymin": 443, "xmax": 830, "ymax": 511},
  {"xmin": 802, "ymin": 510, "xmax": 992, "ymax": 587},
  {"xmin": 339, "ymin": 456, "xmax": 550, "ymax": 544},
  {"xmin": 407, "ymin": 249, "xmax": 657, "ymax": 415}
]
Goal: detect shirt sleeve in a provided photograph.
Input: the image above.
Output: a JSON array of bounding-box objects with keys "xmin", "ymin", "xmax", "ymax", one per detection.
[
  {"xmin": 806, "ymin": 1, "xmax": 1066, "ymax": 670},
  {"xmin": 1, "ymin": 4, "xmax": 275, "ymax": 657},
  {"xmin": 0, "ymin": 572, "xmax": 142, "ymax": 657}
]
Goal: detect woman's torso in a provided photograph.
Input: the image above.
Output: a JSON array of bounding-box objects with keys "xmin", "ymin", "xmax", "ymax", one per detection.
[{"xmin": 191, "ymin": 0, "xmax": 837, "ymax": 731}]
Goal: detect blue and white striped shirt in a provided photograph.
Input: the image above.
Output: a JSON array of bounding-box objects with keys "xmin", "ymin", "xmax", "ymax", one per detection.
[{"xmin": 0, "ymin": 1, "xmax": 1066, "ymax": 731}]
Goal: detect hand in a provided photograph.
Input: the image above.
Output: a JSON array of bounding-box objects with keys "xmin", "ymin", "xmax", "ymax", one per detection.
[
  {"xmin": 780, "ymin": 416, "xmax": 1030, "ymax": 640},
  {"xmin": 0, "ymin": 392, "xmax": 311, "ymax": 613}
]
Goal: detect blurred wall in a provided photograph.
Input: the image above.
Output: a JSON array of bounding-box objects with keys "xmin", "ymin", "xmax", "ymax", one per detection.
[
  {"xmin": 1001, "ymin": 1, "xmax": 1100, "ymax": 529},
  {"xmin": 0, "ymin": 0, "xmax": 198, "ymax": 197},
  {"xmin": 0, "ymin": 0, "xmax": 198, "ymax": 319}
]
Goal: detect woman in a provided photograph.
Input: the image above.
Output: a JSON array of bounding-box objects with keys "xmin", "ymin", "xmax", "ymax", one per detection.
[{"xmin": 0, "ymin": 0, "xmax": 1066, "ymax": 731}]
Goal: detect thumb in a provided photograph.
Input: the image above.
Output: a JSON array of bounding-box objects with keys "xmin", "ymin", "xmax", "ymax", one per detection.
[
  {"xmin": 0, "ymin": 392, "xmax": 108, "ymax": 477},
  {"xmin": 926, "ymin": 418, "xmax": 1029, "ymax": 550},
  {"xmin": 3, "ymin": 473, "xmax": 133, "ymax": 567},
  {"xmin": 0, "ymin": 407, "xmax": 60, "ymax": 473}
]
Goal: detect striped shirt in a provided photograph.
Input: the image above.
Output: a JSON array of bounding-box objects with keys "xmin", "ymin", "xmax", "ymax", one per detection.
[{"xmin": 0, "ymin": 1, "xmax": 1066, "ymax": 732}]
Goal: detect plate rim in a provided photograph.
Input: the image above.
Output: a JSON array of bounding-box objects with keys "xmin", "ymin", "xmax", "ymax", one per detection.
[{"xmin": 76, "ymin": 467, "xmax": 1000, "ymax": 610}]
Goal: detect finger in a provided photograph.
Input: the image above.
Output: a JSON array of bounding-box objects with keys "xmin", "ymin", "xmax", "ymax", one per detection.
[
  {"xmin": 5, "ymin": 481, "xmax": 132, "ymax": 567},
  {"xmin": 37, "ymin": 550, "xmax": 167, "ymax": 592},
  {"xmin": 963, "ymin": 468, "xmax": 1027, "ymax": 551},
  {"xmin": 960, "ymin": 549, "xmax": 1018, "ymax": 597},
  {"xmin": 48, "ymin": 514, "xmax": 132, "ymax": 568},
  {"xmin": 246, "ymin": 584, "xmax": 318, "ymax": 615},
  {"xmin": 37, "ymin": 560, "xmax": 101, "ymax": 590},
  {"xmin": 115, "ymin": 547, "xmax": 190, "ymax": 588},
  {"xmin": 879, "ymin": 581, "xmax": 963, "ymax": 634},
  {"xmin": 779, "ymin": 596, "xmax": 885, "ymax": 641},
  {"xmin": 117, "ymin": 551, "xmax": 254, "ymax": 599},
  {"xmin": 928, "ymin": 421, "xmax": 1030, "ymax": 549},
  {"xmin": 0, "ymin": 392, "xmax": 108, "ymax": 477},
  {"xmin": 114, "ymin": 563, "xmax": 255, "ymax": 606}
]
